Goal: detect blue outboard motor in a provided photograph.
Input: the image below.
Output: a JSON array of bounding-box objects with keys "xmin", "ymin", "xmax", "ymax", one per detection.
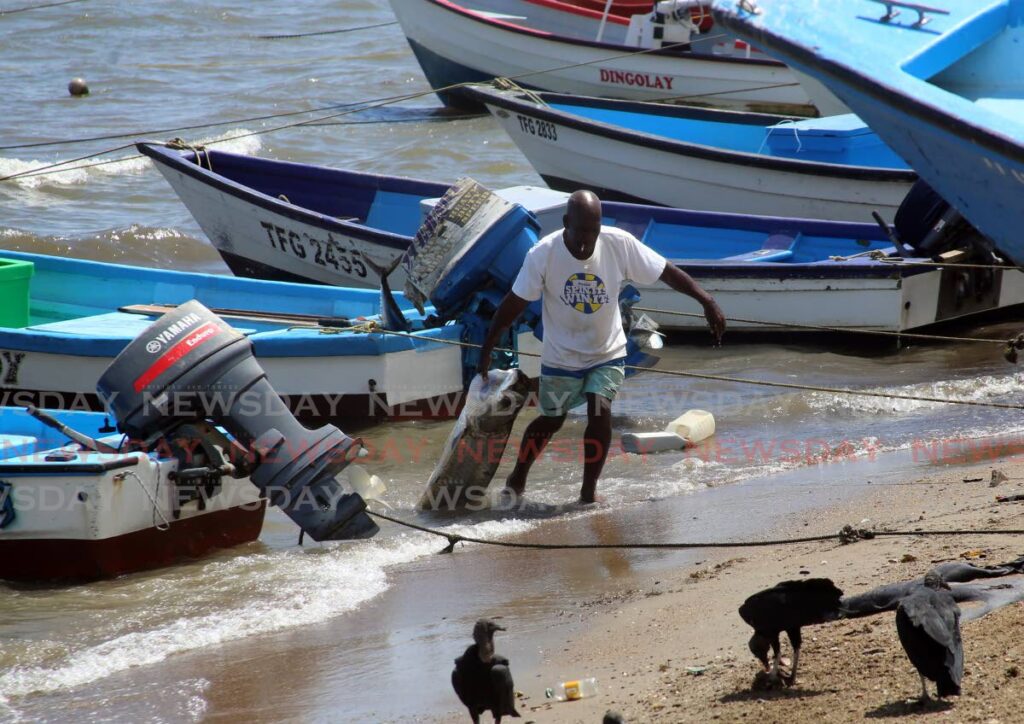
[
  {"xmin": 401, "ymin": 179, "xmax": 655, "ymax": 383},
  {"xmin": 401, "ymin": 179, "xmax": 542, "ymax": 381}
]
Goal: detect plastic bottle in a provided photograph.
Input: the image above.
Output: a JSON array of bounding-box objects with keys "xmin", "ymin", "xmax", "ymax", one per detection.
[
  {"xmin": 665, "ymin": 409, "xmax": 715, "ymax": 443},
  {"xmin": 545, "ymin": 677, "xmax": 599, "ymax": 702}
]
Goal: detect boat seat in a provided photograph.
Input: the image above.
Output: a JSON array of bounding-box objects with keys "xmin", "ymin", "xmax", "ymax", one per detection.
[
  {"xmin": 0, "ymin": 434, "xmax": 38, "ymax": 460},
  {"xmin": 720, "ymin": 233, "xmax": 798, "ymax": 263}
]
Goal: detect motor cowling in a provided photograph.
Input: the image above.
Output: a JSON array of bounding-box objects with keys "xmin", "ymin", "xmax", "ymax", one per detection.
[{"xmin": 96, "ymin": 300, "xmax": 378, "ymax": 541}]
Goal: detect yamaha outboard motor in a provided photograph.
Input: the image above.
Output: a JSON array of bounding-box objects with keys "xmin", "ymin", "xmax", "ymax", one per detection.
[{"xmin": 96, "ymin": 300, "xmax": 378, "ymax": 541}]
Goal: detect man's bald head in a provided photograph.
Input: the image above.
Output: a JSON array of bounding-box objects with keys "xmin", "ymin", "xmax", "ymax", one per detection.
[
  {"xmin": 563, "ymin": 189, "xmax": 602, "ymax": 260},
  {"xmin": 566, "ymin": 189, "xmax": 601, "ymax": 224}
]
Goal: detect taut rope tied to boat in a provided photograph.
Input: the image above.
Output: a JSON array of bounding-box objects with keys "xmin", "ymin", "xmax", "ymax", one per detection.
[{"xmin": 166, "ymin": 137, "xmax": 213, "ymax": 172}]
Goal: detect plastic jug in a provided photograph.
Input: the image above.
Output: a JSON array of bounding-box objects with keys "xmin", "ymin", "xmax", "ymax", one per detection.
[
  {"xmin": 346, "ymin": 465, "xmax": 390, "ymax": 508},
  {"xmin": 665, "ymin": 409, "xmax": 715, "ymax": 443}
]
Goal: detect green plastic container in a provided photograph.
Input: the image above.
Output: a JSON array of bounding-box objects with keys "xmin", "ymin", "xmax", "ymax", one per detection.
[{"xmin": 0, "ymin": 259, "xmax": 34, "ymax": 328}]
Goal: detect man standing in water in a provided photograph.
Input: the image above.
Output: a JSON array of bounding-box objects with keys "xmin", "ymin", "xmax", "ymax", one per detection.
[{"xmin": 477, "ymin": 190, "xmax": 726, "ymax": 504}]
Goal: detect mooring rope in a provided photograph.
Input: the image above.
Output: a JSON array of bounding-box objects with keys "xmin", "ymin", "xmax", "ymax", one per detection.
[
  {"xmin": 325, "ymin": 326, "xmax": 1024, "ymax": 411},
  {"xmin": 256, "ymin": 20, "xmax": 398, "ymax": 40},
  {"xmin": 366, "ymin": 507, "xmax": 1024, "ymax": 554},
  {"xmin": 0, "ymin": 38, "xmax": 804, "ymax": 182},
  {"xmin": 0, "ymin": 0, "xmax": 86, "ymax": 14},
  {"xmin": 631, "ymin": 306, "xmax": 1012, "ymax": 345}
]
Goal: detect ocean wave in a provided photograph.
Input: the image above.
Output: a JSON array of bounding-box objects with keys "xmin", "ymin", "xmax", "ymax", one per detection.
[
  {"xmin": 0, "ymin": 516, "xmax": 535, "ymax": 700},
  {"xmin": 0, "ymin": 129, "xmax": 262, "ymax": 190},
  {"xmin": 803, "ymin": 371, "xmax": 1024, "ymax": 416}
]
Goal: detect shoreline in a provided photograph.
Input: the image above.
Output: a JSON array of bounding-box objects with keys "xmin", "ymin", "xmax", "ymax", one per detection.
[{"xmin": 518, "ymin": 456, "xmax": 1024, "ymax": 723}]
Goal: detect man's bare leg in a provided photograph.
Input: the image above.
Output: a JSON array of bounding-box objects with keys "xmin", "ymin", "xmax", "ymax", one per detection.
[
  {"xmin": 580, "ymin": 393, "xmax": 612, "ymax": 503},
  {"xmin": 504, "ymin": 413, "xmax": 566, "ymax": 495}
]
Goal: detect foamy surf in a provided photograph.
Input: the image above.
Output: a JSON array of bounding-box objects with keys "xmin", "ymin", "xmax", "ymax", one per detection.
[
  {"xmin": 803, "ymin": 371, "xmax": 1024, "ymax": 416},
  {"xmin": 0, "ymin": 516, "xmax": 536, "ymax": 700},
  {"xmin": 0, "ymin": 129, "xmax": 262, "ymax": 190}
]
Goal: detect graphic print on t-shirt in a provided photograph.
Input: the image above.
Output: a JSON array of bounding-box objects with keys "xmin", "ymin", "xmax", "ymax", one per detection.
[{"xmin": 560, "ymin": 273, "xmax": 610, "ymax": 314}]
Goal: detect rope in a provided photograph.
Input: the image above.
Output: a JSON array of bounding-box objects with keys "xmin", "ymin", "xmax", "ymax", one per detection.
[
  {"xmin": 0, "ymin": 38, "xmax": 806, "ymax": 183},
  {"xmin": 877, "ymin": 257, "xmax": 1024, "ymax": 271},
  {"xmin": 166, "ymin": 137, "xmax": 212, "ymax": 171},
  {"xmin": 326, "ymin": 325, "xmax": 1024, "ymax": 411},
  {"xmin": 123, "ymin": 470, "xmax": 171, "ymax": 532},
  {"xmin": 0, "ymin": 143, "xmax": 137, "ymax": 183},
  {"xmin": 632, "ymin": 306, "xmax": 1011, "ymax": 345},
  {"xmin": 256, "ymin": 21, "xmax": 398, "ymax": 40},
  {"xmin": 0, "ymin": 0, "xmax": 86, "ymax": 14},
  {"xmin": 366, "ymin": 507, "xmax": 1024, "ymax": 554}
]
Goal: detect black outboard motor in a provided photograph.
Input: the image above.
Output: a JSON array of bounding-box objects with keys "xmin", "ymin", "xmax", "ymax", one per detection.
[
  {"xmin": 96, "ymin": 300, "xmax": 378, "ymax": 541},
  {"xmin": 893, "ymin": 179, "xmax": 995, "ymax": 260}
]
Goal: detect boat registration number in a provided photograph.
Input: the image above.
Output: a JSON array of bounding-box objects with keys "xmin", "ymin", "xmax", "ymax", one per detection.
[
  {"xmin": 516, "ymin": 115, "xmax": 558, "ymax": 141},
  {"xmin": 260, "ymin": 221, "xmax": 368, "ymax": 277}
]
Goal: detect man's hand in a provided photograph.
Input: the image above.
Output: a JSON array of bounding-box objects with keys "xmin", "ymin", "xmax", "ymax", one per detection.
[
  {"xmin": 477, "ymin": 346, "xmax": 492, "ymax": 381},
  {"xmin": 703, "ymin": 299, "xmax": 726, "ymax": 346}
]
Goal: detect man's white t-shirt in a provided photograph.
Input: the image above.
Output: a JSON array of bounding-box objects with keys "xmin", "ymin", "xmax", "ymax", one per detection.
[{"xmin": 511, "ymin": 226, "xmax": 667, "ymax": 371}]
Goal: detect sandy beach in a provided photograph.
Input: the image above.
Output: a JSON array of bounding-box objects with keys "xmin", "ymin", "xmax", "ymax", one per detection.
[{"xmin": 508, "ymin": 457, "xmax": 1024, "ymax": 724}]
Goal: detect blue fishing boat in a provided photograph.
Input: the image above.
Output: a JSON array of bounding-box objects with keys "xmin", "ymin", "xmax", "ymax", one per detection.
[
  {"xmin": 137, "ymin": 142, "xmax": 1024, "ymax": 335},
  {"xmin": 0, "ymin": 250, "xmax": 541, "ymax": 423},
  {"xmin": 461, "ymin": 85, "xmax": 915, "ymax": 221},
  {"xmin": 713, "ymin": 0, "xmax": 1024, "ymax": 266}
]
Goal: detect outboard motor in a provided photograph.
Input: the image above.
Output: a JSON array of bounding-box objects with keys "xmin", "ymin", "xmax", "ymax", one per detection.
[
  {"xmin": 96, "ymin": 300, "xmax": 378, "ymax": 541},
  {"xmin": 893, "ymin": 179, "xmax": 996, "ymax": 260},
  {"xmin": 403, "ymin": 178, "xmax": 543, "ymax": 380},
  {"xmin": 403, "ymin": 178, "xmax": 657, "ymax": 382}
]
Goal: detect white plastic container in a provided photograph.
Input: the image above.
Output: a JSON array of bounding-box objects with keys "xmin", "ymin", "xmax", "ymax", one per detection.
[
  {"xmin": 621, "ymin": 431, "xmax": 687, "ymax": 454},
  {"xmin": 665, "ymin": 409, "xmax": 715, "ymax": 443},
  {"xmin": 345, "ymin": 465, "xmax": 389, "ymax": 507}
]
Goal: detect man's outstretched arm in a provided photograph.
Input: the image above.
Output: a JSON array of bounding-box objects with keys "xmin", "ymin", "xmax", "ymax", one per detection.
[
  {"xmin": 477, "ymin": 292, "xmax": 531, "ymax": 378},
  {"xmin": 658, "ymin": 263, "xmax": 726, "ymax": 345}
]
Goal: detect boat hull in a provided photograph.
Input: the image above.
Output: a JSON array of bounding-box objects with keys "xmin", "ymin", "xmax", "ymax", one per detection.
[
  {"xmin": 388, "ymin": 0, "xmax": 815, "ymax": 113},
  {"xmin": 712, "ymin": 0, "xmax": 1024, "ymax": 266},
  {"xmin": 0, "ymin": 451, "xmax": 266, "ymax": 582},
  {"xmin": 468, "ymin": 88, "xmax": 914, "ymax": 221},
  {"xmin": 137, "ymin": 144, "xmax": 1024, "ymax": 334},
  {"xmin": 0, "ymin": 504, "xmax": 266, "ymax": 582}
]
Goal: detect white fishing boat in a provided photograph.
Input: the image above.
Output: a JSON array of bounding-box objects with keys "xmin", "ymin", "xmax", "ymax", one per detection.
[
  {"xmin": 0, "ymin": 407, "xmax": 266, "ymax": 582},
  {"xmin": 138, "ymin": 143, "xmax": 1024, "ymax": 334},
  {"xmin": 464, "ymin": 85, "xmax": 916, "ymax": 222},
  {"xmin": 386, "ymin": 0, "xmax": 817, "ymax": 113}
]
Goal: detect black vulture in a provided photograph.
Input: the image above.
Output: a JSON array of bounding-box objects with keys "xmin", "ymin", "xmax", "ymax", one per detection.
[
  {"xmin": 452, "ymin": 619, "xmax": 521, "ymax": 724},
  {"xmin": 738, "ymin": 578, "xmax": 844, "ymax": 686},
  {"xmin": 895, "ymin": 570, "xmax": 963, "ymax": 702}
]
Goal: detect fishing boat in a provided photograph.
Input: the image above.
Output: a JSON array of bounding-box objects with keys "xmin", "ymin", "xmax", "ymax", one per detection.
[
  {"xmin": 0, "ymin": 406, "xmax": 266, "ymax": 582},
  {"xmin": 0, "ymin": 250, "xmax": 541, "ymax": 423},
  {"xmin": 386, "ymin": 0, "xmax": 817, "ymax": 113},
  {"xmin": 138, "ymin": 143, "xmax": 1024, "ymax": 334},
  {"xmin": 712, "ymin": 0, "xmax": 1024, "ymax": 266},
  {"xmin": 462, "ymin": 85, "xmax": 915, "ymax": 222},
  {"xmin": 564, "ymin": 0, "xmax": 654, "ymax": 17},
  {"xmin": 458, "ymin": 0, "xmax": 735, "ymax": 56}
]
